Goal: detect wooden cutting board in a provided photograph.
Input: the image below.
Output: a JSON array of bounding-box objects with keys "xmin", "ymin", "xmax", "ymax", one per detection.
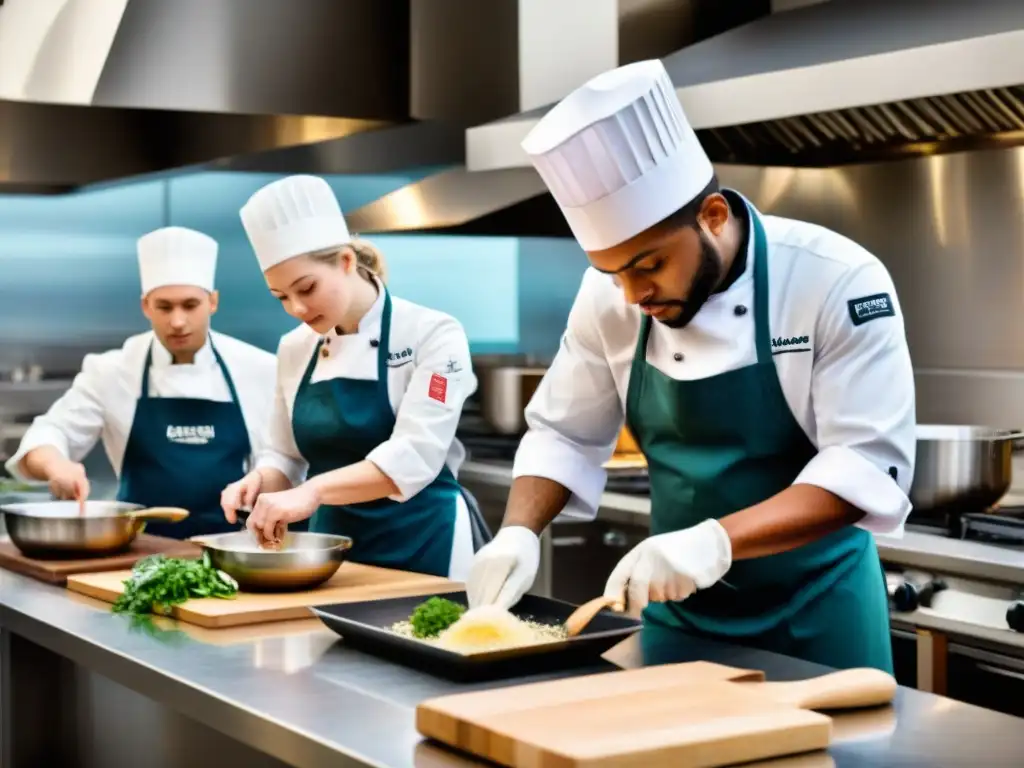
[
  {"xmin": 66, "ymin": 562, "xmax": 459, "ymax": 628},
  {"xmin": 0, "ymin": 535, "xmax": 200, "ymax": 585},
  {"xmin": 416, "ymin": 661, "xmax": 897, "ymax": 767}
]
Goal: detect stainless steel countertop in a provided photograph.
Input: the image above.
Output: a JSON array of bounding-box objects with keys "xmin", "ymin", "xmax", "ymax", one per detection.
[
  {"xmin": 459, "ymin": 461, "xmax": 1024, "ymax": 584},
  {"xmin": 2, "ymin": 563, "xmax": 1024, "ymax": 767}
]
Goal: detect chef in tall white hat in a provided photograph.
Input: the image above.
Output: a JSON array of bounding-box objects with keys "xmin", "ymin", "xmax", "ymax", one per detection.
[
  {"xmin": 6, "ymin": 226, "xmax": 278, "ymax": 540},
  {"xmin": 222, "ymin": 175, "xmax": 483, "ymax": 578},
  {"xmin": 465, "ymin": 60, "xmax": 916, "ymax": 673}
]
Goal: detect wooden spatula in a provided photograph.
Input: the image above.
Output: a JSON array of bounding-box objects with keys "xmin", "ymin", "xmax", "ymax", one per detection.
[{"xmin": 565, "ymin": 596, "xmax": 623, "ymax": 637}]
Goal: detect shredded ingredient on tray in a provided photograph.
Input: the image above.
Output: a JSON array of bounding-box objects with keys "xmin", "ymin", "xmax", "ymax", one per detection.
[{"xmin": 390, "ymin": 603, "xmax": 568, "ymax": 653}]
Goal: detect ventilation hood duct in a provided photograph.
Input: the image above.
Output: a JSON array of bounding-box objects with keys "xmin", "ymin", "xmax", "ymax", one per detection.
[
  {"xmin": 467, "ymin": 0, "xmax": 1024, "ymax": 171},
  {"xmin": 0, "ymin": 0, "xmax": 454, "ymax": 194}
]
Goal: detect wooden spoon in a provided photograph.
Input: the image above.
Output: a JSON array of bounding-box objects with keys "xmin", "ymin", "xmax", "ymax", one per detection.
[{"xmin": 564, "ymin": 595, "xmax": 623, "ymax": 637}]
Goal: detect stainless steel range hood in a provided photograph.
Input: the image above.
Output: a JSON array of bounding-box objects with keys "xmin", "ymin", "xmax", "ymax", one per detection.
[
  {"xmin": 467, "ymin": 0, "xmax": 1024, "ymax": 170},
  {"xmin": 0, "ymin": 0, "xmax": 460, "ymax": 193}
]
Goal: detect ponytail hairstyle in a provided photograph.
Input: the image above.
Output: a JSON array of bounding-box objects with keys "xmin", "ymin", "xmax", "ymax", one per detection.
[{"xmin": 307, "ymin": 238, "xmax": 388, "ymax": 284}]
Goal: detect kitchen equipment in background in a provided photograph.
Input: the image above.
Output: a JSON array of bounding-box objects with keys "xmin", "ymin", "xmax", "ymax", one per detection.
[
  {"xmin": 310, "ymin": 592, "xmax": 642, "ymax": 682},
  {"xmin": 190, "ymin": 531, "xmax": 353, "ymax": 591},
  {"xmin": 66, "ymin": 563, "xmax": 458, "ymax": 629},
  {"xmin": 416, "ymin": 661, "xmax": 896, "ymax": 767},
  {"xmin": 0, "ymin": 535, "xmax": 200, "ymax": 585},
  {"xmin": 0, "ymin": 501, "xmax": 189, "ymax": 558},
  {"xmin": 476, "ymin": 364, "xmax": 546, "ymax": 435},
  {"xmin": 909, "ymin": 425, "xmax": 1024, "ymax": 522}
]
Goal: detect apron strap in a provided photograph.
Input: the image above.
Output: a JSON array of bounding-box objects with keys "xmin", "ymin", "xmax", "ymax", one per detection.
[
  {"xmin": 140, "ymin": 346, "xmax": 154, "ymax": 399},
  {"xmin": 375, "ymin": 288, "xmax": 393, "ymax": 412},
  {"xmin": 210, "ymin": 343, "xmax": 242, "ymax": 405},
  {"xmin": 746, "ymin": 200, "xmax": 773, "ymax": 365}
]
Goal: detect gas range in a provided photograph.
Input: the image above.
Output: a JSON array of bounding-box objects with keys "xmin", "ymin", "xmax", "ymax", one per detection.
[{"xmin": 906, "ymin": 507, "xmax": 1024, "ymax": 550}]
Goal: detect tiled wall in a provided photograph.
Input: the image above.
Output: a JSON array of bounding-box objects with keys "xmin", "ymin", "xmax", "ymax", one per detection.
[{"xmin": 0, "ymin": 170, "xmax": 587, "ymax": 365}]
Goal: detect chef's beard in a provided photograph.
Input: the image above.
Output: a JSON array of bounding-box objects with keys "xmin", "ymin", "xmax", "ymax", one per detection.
[{"xmin": 653, "ymin": 232, "xmax": 724, "ymax": 329}]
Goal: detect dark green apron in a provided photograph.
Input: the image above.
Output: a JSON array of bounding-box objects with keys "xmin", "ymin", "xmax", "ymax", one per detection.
[
  {"xmin": 290, "ymin": 289, "xmax": 460, "ymax": 577},
  {"xmin": 626, "ymin": 197, "xmax": 893, "ymax": 673},
  {"xmin": 117, "ymin": 342, "xmax": 252, "ymax": 539}
]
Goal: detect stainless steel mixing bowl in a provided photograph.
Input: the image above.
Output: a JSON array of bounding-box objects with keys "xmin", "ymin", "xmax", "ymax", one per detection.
[
  {"xmin": 0, "ymin": 501, "xmax": 190, "ymax": 558},
  {"xmin": 190, "ymin": 531, "xmax": 353, "ymax": 591}
]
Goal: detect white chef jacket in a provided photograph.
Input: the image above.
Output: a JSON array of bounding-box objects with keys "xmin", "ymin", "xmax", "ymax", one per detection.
[
  {"xmin": 515, "ymin": 212, "xmax": 917, "ymax": 537},
  {"xmin": 257, "ymin": 281, "xmax": 478, "ymax": 579},
  {"xmin": 5, "ymin": 331, "xmax": 277, "ymax": 482}
]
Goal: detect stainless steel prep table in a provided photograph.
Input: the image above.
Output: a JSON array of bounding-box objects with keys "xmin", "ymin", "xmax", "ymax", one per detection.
[{"xmin": 1, "ymin": 568, "xmax": 1023, "ymax": 767}]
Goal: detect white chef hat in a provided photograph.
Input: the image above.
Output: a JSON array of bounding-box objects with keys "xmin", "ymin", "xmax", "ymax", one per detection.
[
  {"xmin": 521, "ymin": 59, "xmax": 714, "ymax": 251},
  {"xmin": 239, "ymin": 174, "xmax": 351, "ymax": 272},
  {"xmin": 137, "ymin": 226, "xmax": 218, "ymax": 296}
]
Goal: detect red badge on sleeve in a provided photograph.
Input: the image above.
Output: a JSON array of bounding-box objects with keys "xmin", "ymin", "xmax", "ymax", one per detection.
[{"xmin": 428, "ymin": 373, "xmax": 448, "ymax": 403}]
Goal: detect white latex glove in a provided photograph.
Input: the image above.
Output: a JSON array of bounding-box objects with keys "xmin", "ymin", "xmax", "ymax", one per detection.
[
  {"xmin": 465, "ymin": 526, "xmax": 540, "ymax": 610},
  {"xmin": 603, "ymin": 519, "xmax": 732, "ymax": 617}
]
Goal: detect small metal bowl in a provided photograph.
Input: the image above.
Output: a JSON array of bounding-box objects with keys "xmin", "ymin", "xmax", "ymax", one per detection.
[
  {"xmin": 0, "ymin": 501, "xmax": 189, "ymax": 558},
  {"xmin": 189, "ymin": 531, "xmax": 353, "ymax": 592}
]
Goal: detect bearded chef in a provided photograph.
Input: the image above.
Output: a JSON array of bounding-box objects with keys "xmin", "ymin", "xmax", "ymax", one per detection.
[
  {"xmin": 5, "ymin": 227, "xmax": 277, "ymax": 540},
  {"xmin": 465, "ymin": 60, "xmax": 916, "ymax": 673},
  {"xmin": 220, "ymin": 175, "xmax": 479, "ymax": 579}
]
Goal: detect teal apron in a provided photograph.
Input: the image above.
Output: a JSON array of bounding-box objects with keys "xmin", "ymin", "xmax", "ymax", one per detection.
[
  {"xmin": 117, "ymin": 342, "xmax": 252, "ymax": 540},
  {"xmin": 627, "ymin": 197, "xmax": 893, "ymax": 673},
  {"xmin": 290, "ymin": 289, "xmax": 460, "ymax": 577}
]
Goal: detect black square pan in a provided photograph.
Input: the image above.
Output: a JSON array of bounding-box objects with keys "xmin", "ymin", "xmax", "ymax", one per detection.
[{"xmin": 310, "ymin": 591, "xmax": 641, "ymax": 682}]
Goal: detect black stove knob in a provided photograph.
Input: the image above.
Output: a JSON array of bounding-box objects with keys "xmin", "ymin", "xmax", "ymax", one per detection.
[
  {"xmin": 892, "ymin": 578, "xmax": 947, "ymax": 612},
  {"xmin": 1007, "ymin": 601, "xmax": 1024, "ymax": 633},
  {"xmin": 892, "ymin": 582, "xmax": 919, "ymax": 612}
]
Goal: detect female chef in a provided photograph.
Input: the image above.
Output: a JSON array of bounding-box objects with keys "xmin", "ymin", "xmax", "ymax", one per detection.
[{"xmin": 220, "ymin": 174, "xmax": 477, "ymax": 579}]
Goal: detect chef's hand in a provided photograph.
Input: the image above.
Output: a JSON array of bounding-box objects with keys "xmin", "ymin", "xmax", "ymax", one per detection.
[
  {"xmin": 47, "ymin": 460, "xmax": 90, "ymax": 505},
  {"xmin": 466, "ymin": 526, "xmax": 540, "ymax": 609},
  {"xmin": 221, "ymin": 471, "xmax": 263, "ymax": 524},
  {"xmin": 248, "ymin": 483, "xmax": 321, "ymax": 547},
  {"xmin": 603, "ymin": 519, "xmax": 732, "ymax": 617}
]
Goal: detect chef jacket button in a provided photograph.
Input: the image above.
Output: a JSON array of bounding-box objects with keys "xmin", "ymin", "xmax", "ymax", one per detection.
[
  {"xmin": 370, "ymin": 339, "xmax": 379, "ymax": 348},
  {"xmin": 734, "ymin": 305, "xmax": 748, "ymax": 316},
  {"xmin": 673, "ymin": 352, "xmax": 684, "ymax": 362}
]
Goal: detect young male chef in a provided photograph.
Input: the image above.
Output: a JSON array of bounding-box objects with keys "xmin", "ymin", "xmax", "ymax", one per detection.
[
  {"xmin": 465, "ymin": 60, "xmax": 916, "ymax": 673},
  {"xmin": 5, "ymin": 226, "xmax": 277, "ymax": 539}
]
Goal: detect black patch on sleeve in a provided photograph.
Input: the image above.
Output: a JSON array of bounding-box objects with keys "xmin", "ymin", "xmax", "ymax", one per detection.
[{"xmin": 847, "ymin": 293, "xmax": 895, "ymax": 326}]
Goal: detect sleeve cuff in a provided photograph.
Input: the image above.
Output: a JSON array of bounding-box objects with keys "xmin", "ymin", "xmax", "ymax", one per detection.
[
  {"xmin": 793, "ymin": 445, "xmax": 911, "ymax": 536},
  {"xmin": 512, "ymin": 430, "xmax": 608, "ymax": 522},
  {"xmin": 256, "ymin": 451, "xmax": 308, "ymax": 489},
  {"xmin": 366, "ymin": 440, "xmax": 432, "ymax": 502},
  {"xmin": 3, "ymin": 426, "xmax": 69, "ymax": 482}
]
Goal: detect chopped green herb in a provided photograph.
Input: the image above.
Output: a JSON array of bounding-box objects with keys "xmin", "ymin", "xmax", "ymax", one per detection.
[
  {"xmin": 409, "ymin": 596, "xmax": 465, "ymax": 639},
  {"xmin": 112, "ymin": 551, "xmax": 238, "ymax": 616}
]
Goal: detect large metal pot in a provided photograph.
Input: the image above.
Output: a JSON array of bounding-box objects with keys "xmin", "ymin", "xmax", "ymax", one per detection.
[
  {"xmin": 909, "ymin": 425, "xmax": 1024, "ymax": 517},
  {"xmin": 477, "ymin": 366, "xmax": 547, "ymax": 435},
  {"xmin": 0, "ymin": 501, "xmax": 189, "ymax": 558},
  {"xmin": 190, "ymin": 531, "xmax": 353, "ymax": 591}
]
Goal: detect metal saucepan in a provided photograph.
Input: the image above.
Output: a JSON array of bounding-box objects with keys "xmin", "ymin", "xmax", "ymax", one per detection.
[
  {"xmin": 0, "ymin": 501, "xmax": 189, "ymax": 558},
  {"xmin": 477, "ymin": 366, "xmax": 547, "ymax": 434},
  {"xmin": 909, "ymin": 425, "xmax": 1024, "ymax": 518},
  {"xmin": 189, "ymin": 530, "xmax": 353, "ymax": 592}
]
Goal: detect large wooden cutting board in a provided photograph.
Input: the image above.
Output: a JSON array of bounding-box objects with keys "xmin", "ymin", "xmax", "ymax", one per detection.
[
  {"xmin": 0, "ymin": 535, "xmax": 200, "ymax": 585},
  {"xmin": 416, "ymin": 661, "xmax": 897, "ymax": 768},
  {"xmin": 67, "ymin": 562, "xmax": 459, "ymax": 628}
]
